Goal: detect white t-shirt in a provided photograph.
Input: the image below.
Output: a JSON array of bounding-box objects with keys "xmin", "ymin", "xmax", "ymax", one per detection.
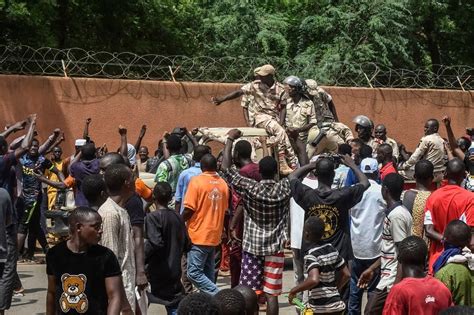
[
  {"xmin": 377, "ymin": 204, "xmax": 412, "ymax": 291},
  {"xmin": 350, "ymin": 180, "xmax": 386, "ymax": 259},
  {"xmin": 290, "ymin": 177, "xmax": 318, "ymax": 249}
]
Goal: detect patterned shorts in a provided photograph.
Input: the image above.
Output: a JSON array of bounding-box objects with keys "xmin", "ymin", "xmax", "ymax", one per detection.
[{"xmin": 239, "ymin": 251, "xmax": 284, "ymax": 295}]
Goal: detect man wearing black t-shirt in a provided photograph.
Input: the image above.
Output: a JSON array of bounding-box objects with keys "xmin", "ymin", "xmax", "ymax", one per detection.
[
  {"xmin": 46, "ymin": 207, "xmax": 131, "ymax": 315},
  {"xmin": 289, "ymin": 154, "xmax": 369, "ymax": 261}
]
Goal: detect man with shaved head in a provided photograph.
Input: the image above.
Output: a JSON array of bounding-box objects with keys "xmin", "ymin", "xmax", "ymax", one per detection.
[
  {"xmin": 400, "ymin": 119, "xmax": 446, "ymax": 182},
  {"xmin": 374, "ymin": 124, "xmax": 399, "ymax": 160},
  {"xmin": 424, "ymin": 158, "xmax": 474, "ymax": 273},
  {"xmin": 376, "ymin": 143, "xmax": 397, "ymax": 181}
]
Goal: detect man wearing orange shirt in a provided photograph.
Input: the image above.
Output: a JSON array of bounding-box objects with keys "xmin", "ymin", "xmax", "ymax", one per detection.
[{"xmin": 183, "ymin": 154, "xmax": 229, "ymax": 295}]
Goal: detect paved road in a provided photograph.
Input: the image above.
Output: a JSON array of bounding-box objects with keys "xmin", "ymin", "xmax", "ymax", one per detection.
[
  {"xmin": 11, "ymin": 259, "xmax": 367, "ymax": 314},
  {"xmin": 11, "ymin": 261, "xmax": 299, "ymax": 315}
]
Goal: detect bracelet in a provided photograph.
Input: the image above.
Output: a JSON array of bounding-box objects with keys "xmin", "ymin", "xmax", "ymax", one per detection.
[{"xmin": 227, "ymin": 137, "xmax": 235, "ymax": 142}]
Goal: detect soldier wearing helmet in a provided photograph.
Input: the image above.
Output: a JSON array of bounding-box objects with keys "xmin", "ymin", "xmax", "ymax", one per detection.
[
  {"xmin": 211, "ymin": 64, "xmax": 297, "ymax": 175},
  {"xmin": 281, "ymin": 76, "xmax": 318, "ymax": 157},
  {"xmin": 353, "ymin": 115, "xmax": 378, "ymax": 154}
]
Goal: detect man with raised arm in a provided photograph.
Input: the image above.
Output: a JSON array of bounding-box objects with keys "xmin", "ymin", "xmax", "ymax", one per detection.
[{"xmin": 212, "ymin": 64, "xmax": 297, "ymax": 175}]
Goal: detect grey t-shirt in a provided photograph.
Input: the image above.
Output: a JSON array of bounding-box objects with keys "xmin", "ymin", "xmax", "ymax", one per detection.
[{"xmin": 377, "ymin": 204, "xmax": 412, "ymax": 291}]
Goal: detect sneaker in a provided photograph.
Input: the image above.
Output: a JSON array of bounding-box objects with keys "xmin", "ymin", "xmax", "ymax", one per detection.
[{"xmin": 13, "ymin": 288, "xmax": 25, "ymax": 297}]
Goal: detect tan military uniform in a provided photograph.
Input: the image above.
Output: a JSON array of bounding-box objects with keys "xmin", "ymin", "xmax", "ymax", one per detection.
[
  {"xmin": 308, "ymin": 122, "xmax": 354, "ymax": 157},
  {"xmin": 307, "ymin": 83, "xmax": 335, "ymax": 124},
  {"xmin": 240, "ymin": 94, "xmax": 255, "ymax": 126},
  {"xmin": 365, "ymin": 137, "xmax": 380, "ymax": 157},
  {"xmin": 401, "ymin": 133, "xmax": 446, "ymax": 182},
  {"xmin": 285, "ymin": 97, "xmax": 317, "ymax": 142},
  {"xmin": 241, "ymin": 80, "xmax": 297, "ymax": 166},
  {"xmin": 375, "ymin": 137, "xmax": 399, "ymax": 159}
]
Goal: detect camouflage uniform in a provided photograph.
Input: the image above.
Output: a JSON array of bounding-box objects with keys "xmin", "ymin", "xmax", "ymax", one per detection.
[
  {"xmin": 285, "ymin": 97, "xmax": 317, "ymax": 142},
  {"xmin": 241, "ymin": 80, "xmax": 297, "ymax": 166},
  {"xmin": 308, "ymin": 122, "xmax": 355, "ymax": 157},
  {"xmin": 240, "ymin": 94, "xmax": 256, "ymax": 126},
  {"xmin": 305, "ymin": 80, "xmax": 353, "ymax": 156},
  {"xmin": 306, "ymin": 80, "xmax": 335, "ymax": 124}
]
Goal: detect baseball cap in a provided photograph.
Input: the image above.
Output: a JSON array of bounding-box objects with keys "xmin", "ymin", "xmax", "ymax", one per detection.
[
  {"xmin": 360, "ymin": 158, "xmax": 379, "ymax": 173},
  {"xmin": 254, "ymin": 64, "xmax": 275, "ymax": 76}
]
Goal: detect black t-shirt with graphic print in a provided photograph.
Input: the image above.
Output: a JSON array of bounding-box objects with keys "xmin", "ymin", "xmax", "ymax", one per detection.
[
  {"xmin": 290, "ymin": 179, "xmax": 366, "ymax": 261},
  {"xmin": 46, "ymin": 241, "xmax": 121, "ymax": 314}
]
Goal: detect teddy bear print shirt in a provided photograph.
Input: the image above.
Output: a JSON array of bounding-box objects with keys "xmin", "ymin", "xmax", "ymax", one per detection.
[{"xmin": 46, "ymin": 241, "xmax": 121, "ymax": 314}]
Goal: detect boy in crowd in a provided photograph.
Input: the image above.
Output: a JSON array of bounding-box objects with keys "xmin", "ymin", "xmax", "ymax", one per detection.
[
  {"xmin": 234, "ymin": 285, "xmax": 259, "ymax": 315},
  {"xmin": 81, "ymin": 174, "xmax": 107, "ymax": 211},
  {"xmin": 46, "ymin": 207, "xmax": 131, "ymax": 315},
  {"xmin": 213, "ymin": 289, "xmax": 246, "ymax": 315},
  {"xmin": 145, "ymin": 182, "xmax": 189, "ymax": 315},
  {"xmin": 289, "ymin": 216, "xmax": 350, "ymax": 314},
  {"xmin": 177, "ymin": 293, "xmax": 219, "ymax": 315},
  {"xmin": 435, "ymin": 220, "xmax": 474, "ymax": 306},
  {"xmin": 383, "ymin": 236, "xmax": 453, "ymax": 314}
]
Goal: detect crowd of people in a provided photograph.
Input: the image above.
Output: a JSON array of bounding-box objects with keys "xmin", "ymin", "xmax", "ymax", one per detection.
[{"xmin": 0, "ymin": 63, "xmax": 473, "ymax": 315}]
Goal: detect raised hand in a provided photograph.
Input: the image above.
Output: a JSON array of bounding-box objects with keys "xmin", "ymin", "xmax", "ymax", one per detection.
[
  {"xmin": 139, "ymin": 125, "xmax": 147, "ymax": 138},
  {"xmin": 118, "ymin": 125, "xmax": 127, "ymax": 136},
  {"xmin": 442, "ymin": 115, "xmax": 451, "ymax": 127},
  {"xmin": 227, "ymin": 128, "xmax": 242, "ymax": 140},
  {"xmin": 28, "ymin": 114, "xmax": 38, "ymax": 124}
]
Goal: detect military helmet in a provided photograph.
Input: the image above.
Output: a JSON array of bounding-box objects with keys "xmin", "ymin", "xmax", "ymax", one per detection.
[
  {"xmin": 352, "ymin": 115, "xmax": 373, "ymax": 128},
  {"xmin": 283, "ymin": 76, "xmax": 303, "ymax": 88}
]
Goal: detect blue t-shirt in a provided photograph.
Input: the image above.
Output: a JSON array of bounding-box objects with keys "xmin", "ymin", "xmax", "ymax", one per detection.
[
  {"xmin": 175, "ymin": 163, "xmax": 202, "ymax": 214},
  {"xmin": 19, "ymin": 154, "xmax": 53, "ymax": 205}
]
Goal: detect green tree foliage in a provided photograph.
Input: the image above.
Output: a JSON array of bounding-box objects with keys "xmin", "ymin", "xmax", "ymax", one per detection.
[{"xmin": 0, "ymin": 0, "xmax": 473, "ymax": 82}]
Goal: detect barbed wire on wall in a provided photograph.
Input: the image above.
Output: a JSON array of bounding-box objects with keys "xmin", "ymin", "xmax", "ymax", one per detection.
[{"xmin": 0, "ymin": 45, "xmax": 473, "ymax": 90}]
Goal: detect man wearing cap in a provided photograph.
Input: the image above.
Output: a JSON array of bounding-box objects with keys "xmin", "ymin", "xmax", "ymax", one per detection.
[
  {"xmin": 280, "ymin": 76, "xmax": 318, "ymax": 157},
  {"xmin": 348, "ymin": 157, "xmax": 385, "ymax": 314},
  {"xmin": 374, "ymin": 124, "xmax": 399, "ymax": 160},
  {"xmin": 399, "ymin": 118, "xmax": 446, "ymax": 182},
  {"xmin": 212, "ymin": 64, "xmax": 297, "ymax": 174}
]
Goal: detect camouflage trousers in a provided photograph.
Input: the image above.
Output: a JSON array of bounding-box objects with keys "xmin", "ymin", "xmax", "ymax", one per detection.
[
  {"xmin": 255, "ymin": 118, "xmax": 298, "ymax": 166},
  {"xmin": 306, "ymin": 123, "xmax": 353, "ymax": 158}
]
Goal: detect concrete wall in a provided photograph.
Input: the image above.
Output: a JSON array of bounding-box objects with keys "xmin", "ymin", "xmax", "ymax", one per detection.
[{"xmin": 0, "ymin": 75, "xmax": 473, "ymax": 156}]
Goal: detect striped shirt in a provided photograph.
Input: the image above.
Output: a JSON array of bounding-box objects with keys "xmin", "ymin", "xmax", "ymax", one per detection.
[
  {"xmin": 305, "ymin": 243, "xmax": 346, "ymax": 313},
  {"xmin": 377, "ymin": 203, "xmax": 412, "ymax": 291},
  {"xmin": 98, "ymin": 198, "xmax": 136, "ymax": 312}
]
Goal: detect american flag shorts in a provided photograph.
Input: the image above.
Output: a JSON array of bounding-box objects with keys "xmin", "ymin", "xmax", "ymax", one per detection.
[{"xmin": 240, "ymin": 251, "xmax": 284, "ymax": 295}]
